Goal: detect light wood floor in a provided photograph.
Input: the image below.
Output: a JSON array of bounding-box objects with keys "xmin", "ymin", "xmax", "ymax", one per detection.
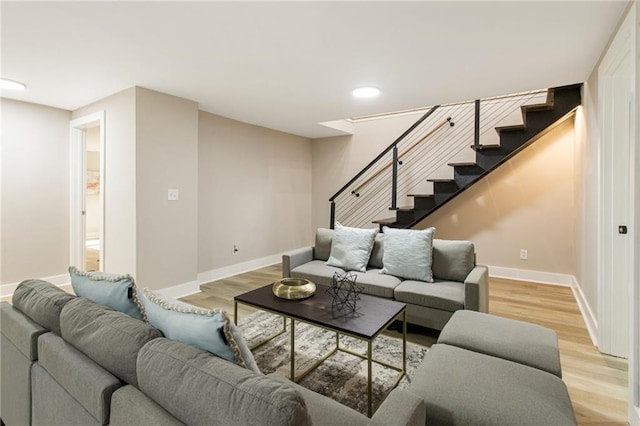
[{"xmin": 182, "ymin": 265, "xmax": 629, "ymax": 425}]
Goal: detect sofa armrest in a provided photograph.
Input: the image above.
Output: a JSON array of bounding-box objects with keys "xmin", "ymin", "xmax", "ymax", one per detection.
[
  {"xmin": 282, "ymin": 247, "xmax": 314, "ymax": 278},
  {"xmin": 464, "ymin": 265, "xmax": 489, "ymax": 313},
  {"xmin": 368, "ymin": 388, "xmax": 425, "ymax": 426}
]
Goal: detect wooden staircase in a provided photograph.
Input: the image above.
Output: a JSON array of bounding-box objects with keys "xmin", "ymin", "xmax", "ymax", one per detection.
[{"xmin": 373, "ymin": 83, "xmax": 582, "ymax": 229}]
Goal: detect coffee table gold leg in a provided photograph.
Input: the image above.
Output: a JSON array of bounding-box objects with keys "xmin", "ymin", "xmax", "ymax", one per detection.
[
  {"xmin": 290, "ymin": 318, "xmax": 295, "ymax": 381},
  {"xmin": 403, "ymin": 309, "xmax": 407, "ymax": 373},
  {"xmin": 234, "ymin": 301, "xmax": 238, "ymax": 326},
  {"xmin": 368, "ymin": 340, "xmax": 373, "ymax": 417}
]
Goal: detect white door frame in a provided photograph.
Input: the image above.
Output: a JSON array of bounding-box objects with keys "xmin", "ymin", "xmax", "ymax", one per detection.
[
  {"xmin": 70, "ymin": 111, "xmax": 106, "ymax": 271},
  {"xmin": 630, "ymin": 3, "xmax": 639, "ymax": 423}
]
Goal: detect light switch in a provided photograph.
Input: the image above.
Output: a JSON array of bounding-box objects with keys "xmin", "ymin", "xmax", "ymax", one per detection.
[{"xmin": 168, "ymin": 188, "xmax": 179, "ymax": 201}]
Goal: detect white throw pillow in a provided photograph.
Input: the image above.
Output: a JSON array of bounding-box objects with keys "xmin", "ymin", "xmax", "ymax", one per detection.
[
  {"xmin": 326, "ymin": 223, "xmax": 378, "ymax": 272},
  {"xmin": 381, "ymin": 226, "xmax": 436, "ymax": 282}
]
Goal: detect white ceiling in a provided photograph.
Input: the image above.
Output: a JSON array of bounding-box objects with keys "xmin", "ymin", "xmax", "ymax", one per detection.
[{"xmin": 1, "ymin": 1, "xmax": 628, "ymax": 139}]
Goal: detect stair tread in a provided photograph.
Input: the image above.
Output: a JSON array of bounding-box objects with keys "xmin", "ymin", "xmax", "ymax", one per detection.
[
  {"xmin": 522, "ymin": 102, "xmax": 553, "ymax": 112},
  {"xmin": 427, "ymin": 178, "xmax": 456, "ymax": 183},
  {"xmin": 471, "ymin": 144, "xmax": 501, "ymax": 151},
  {"xmin": 495, "ymin": 124, "xmax": 525, "ymax": 132},
  {"xmin": 407, "ymin": 193, "xmax": 434, "ymax": 198},
  {"xmin": 372, "ymin": 217, "xmax": 397, "ymax": 225},
  {"xmin": 447, "ymin": 162, "xmax": 478, "ymax": 167},
  {"xmin": 389, "ymin": 206, "xmax": 414, "ymax": 211}
]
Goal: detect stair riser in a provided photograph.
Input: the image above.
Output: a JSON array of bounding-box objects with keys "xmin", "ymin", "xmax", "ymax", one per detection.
[
  {"xmin": 412, "ymin": 197, "xmax": 436, "ymax": 210},
  {"xmin": 453, "ymin": 172, "xmax": 480, "ymax": 188},
  {"xmin": 452, "ymin": 165, "xmax": 484, "ymax": 188},
  {"xmin": 432, "ymin": 181, "xmax": 459, "ymax": 194},
  {"xmin": 475, "ymin": 149, "xmax": 512, "ymax": 170},
  {"xmin": 396, "ymin": 210, "xmax": 429, "ymax": 224}
]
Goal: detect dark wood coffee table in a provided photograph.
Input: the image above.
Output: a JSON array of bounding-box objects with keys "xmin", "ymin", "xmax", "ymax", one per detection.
[{"xmin": 234, "ymin": 284, "xmax": 407, "ymax": 417}]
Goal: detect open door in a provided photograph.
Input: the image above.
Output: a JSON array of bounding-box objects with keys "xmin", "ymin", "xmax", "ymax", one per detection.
[{"xmin": 70, "ymin": 111, "xmax": 105, "ymax": 271}]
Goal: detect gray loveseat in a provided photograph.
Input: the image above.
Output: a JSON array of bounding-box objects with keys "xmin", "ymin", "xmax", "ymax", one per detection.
[
  {"xmin": 1, "ymin": 279, "xmax": 577, "ymax": 426},
  {"xmin": 283, "ymin": 228, "xmax": 489, "ymax": 330}
]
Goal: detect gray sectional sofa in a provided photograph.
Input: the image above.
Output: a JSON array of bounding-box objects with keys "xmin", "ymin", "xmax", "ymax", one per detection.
[
  {"xmin": 283, "ymin": 228, "xmax": 489, "ymax": 330},
  {"xmin": 0, "ymin": 279, "xmax": 577, "ymax": 426}
]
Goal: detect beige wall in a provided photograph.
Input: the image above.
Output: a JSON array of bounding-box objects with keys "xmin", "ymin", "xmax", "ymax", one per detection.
[
  {"xmin": 1, "ymin": 99, "xmax": 71, "ymax": 283},
  {"xmin": 312, "ymin": 107, "xmax": 578, "ymax": 275},
  {"xmin": 311, "ymin": 112, "xmax": 423, "ymax": 232},
  {"xmin": 416, "ymin": 119, "xmax": 577, "ymax": 274},
  {"xmin": 135, "ymin": 88, "xmax": 199, "ymax": 289},
  {"xmin": 198, "ymin": 111, "xmax": 312, "ymax": 273},
  {"xmin": 73, "ymin": 88, "xmax": 137, "ymax": 276}
]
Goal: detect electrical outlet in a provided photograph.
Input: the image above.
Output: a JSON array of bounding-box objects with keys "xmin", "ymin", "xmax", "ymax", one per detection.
[
  {"xmin": 520, "ymin": 249, "xmax": 528, "ymax": 260},
  {"xmin": 232, "ymin": 244, "xmax": 239, "ymax": 255},
  {"xmin": 167, "ymin": 188, "xmax": 179, "ymax": 201}
]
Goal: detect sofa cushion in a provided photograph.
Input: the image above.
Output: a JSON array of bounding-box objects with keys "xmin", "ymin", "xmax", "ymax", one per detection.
[
  {"xmin": 408, "ymin": 344, "xmax": 577, "ymax": 425},
  {"xmin": 69, "ymin": 266, "xmax": 142, "ymax": 320},
  {"xmin": 438, "ymin": 310, "xmax": 562, "ymax": 377},
  {"xmin": 314, "ymin": 228, "xmax": 334, "ymax": 261},
  {"xmin": 327, "ymin": 223, "xmax": 378, "ymax": 272},
  {"xmin": 37, "ymin": 332, "xmax": 121, "ymax": 425},
  {"xmin": 353, "ymin": 269, "xmax": 401, "ymax": 299},
  {"xmin": 110, "ymin": 385, "xmax": 184, "ymax": 426},
  {"xmin": 138, "ymin": 288, "xmax": 259, "ymax": 372},
  {"xmin": 381, "ymin": 227, "xmax": 435, "ymax": 282},
  {"xmin": 60, "ymin": 297, "xmax": 162, "ymax": 386},
  {"xmin": 1, "ymin": 302, "xmax": 47, "ymax": 360},
  {"xmin": 369, "ymin": 233, "xmax": 385, "ymax": 269},
  {"xmin": 137, "ymin": 338, "xmax": 312, "ymax": 426},
  {"xmin": 291, "ymin": 260, "xmax": 345, "ymax": 287},
  {"xmin": 12, "ymin": 279, "xmax": 75, "ymax": 335},
  {"xmin": 432, "ymin": 239, "xmax": 475, "ymax": 282},
  {"xmin": 394, "ymin": 280, "xmax": 464, "ymax": 312}
]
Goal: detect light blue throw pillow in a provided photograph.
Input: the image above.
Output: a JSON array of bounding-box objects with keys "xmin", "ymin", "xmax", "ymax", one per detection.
[
  {"xmin": 380, "ymin": 227, "xmax": 436, "ymax": 282},
  {"xmin": 138, "ymin": 288, "xmax": 260, "ymax": 373},
  {"xmin": 69, "ymin": 266, "xmax": 142, "ymax": 320},
  {"xmin": 326, "ymin": 223, "xmax": 378, "ymax": 272}
]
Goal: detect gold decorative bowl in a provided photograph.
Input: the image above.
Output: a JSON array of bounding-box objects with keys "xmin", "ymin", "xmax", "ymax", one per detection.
[{"xmin": 272, "ymin": 278, "xmax": 316, "ymax": 300}]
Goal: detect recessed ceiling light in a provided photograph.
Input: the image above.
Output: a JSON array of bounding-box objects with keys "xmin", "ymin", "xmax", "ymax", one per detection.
[
  {"xmin": 352, "ymin": 87, "xmax": 380, "ymax": 99},
  {"xmin": 0, "ymin": 78, "xmax": 26, "ymax": 91}
]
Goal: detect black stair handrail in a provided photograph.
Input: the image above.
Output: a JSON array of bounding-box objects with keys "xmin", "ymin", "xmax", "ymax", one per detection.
[{"xmin": 328, "ymin": 105, "xmax": 440, "ymax": 203}]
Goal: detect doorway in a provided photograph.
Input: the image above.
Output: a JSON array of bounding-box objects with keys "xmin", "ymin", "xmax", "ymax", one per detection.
[
  {"xmin": 70, "ymin": 112, "xmax": 105, "ymax": 272},
  {"xmin": 598, "ymin": 9, "xmax": 635, "ymax": 359}
]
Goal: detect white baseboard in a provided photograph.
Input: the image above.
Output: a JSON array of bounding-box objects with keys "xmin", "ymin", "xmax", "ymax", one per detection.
[
  {"xmin": 570, "ymin": 276, "xmax": 599, "ymax": 347},
  {"xmin": 155, "ymin": 254, "xmax": 283, "ymax": 300},
  {"xmin": 197, "ymin": 254, "xmax": 282, "ymax": 286},
  {"xmin": 488, "ymin": 265, "xmax": 574, "ymax": 286},
  {"xmin": 1, "ymin": 274, "xmax": 70, "ymax": 298}
]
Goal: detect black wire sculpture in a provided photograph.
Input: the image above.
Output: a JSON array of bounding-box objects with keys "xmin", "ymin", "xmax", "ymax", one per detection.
[{"xmin": 326, "ymin": 271, "xmax": 364, "ymax": 312}]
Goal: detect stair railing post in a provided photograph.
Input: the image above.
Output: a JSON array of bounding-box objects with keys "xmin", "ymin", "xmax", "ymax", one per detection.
[
  {"xmin": 330, "ymin": 201, "xmax": 336, "ymax": 229},
  {"xmin": 391, "ymin": 146, "xmax": 398, "ymax": 210},
  {"xmin": 474, "ymin": 99, "xmax": 480, "ymax": 147}
]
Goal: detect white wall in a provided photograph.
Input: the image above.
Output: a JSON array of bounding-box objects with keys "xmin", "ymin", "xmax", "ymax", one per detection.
[
  {"xmin": 574, "ymin": 78, "xmax": 600, "ymax": 318},
  {"xmin": 72, "ymin": 88, "xmax": 137, "ymax": 276},
  {"xmin": 198, "ymin": 111, "xmax": 312, "ymax": 275},
  {"xmin": 1, "ymin": 99, "xmax": 71, "ymax": 284},
  {"xmin": 135, "ymin": 88, "xmax": 199, "ymax": 290}
]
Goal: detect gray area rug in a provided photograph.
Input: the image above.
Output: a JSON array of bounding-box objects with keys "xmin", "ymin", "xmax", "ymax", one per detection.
[{"xmin": 238, "ymin": 310, "xmax": 428, "ymax": 415}]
